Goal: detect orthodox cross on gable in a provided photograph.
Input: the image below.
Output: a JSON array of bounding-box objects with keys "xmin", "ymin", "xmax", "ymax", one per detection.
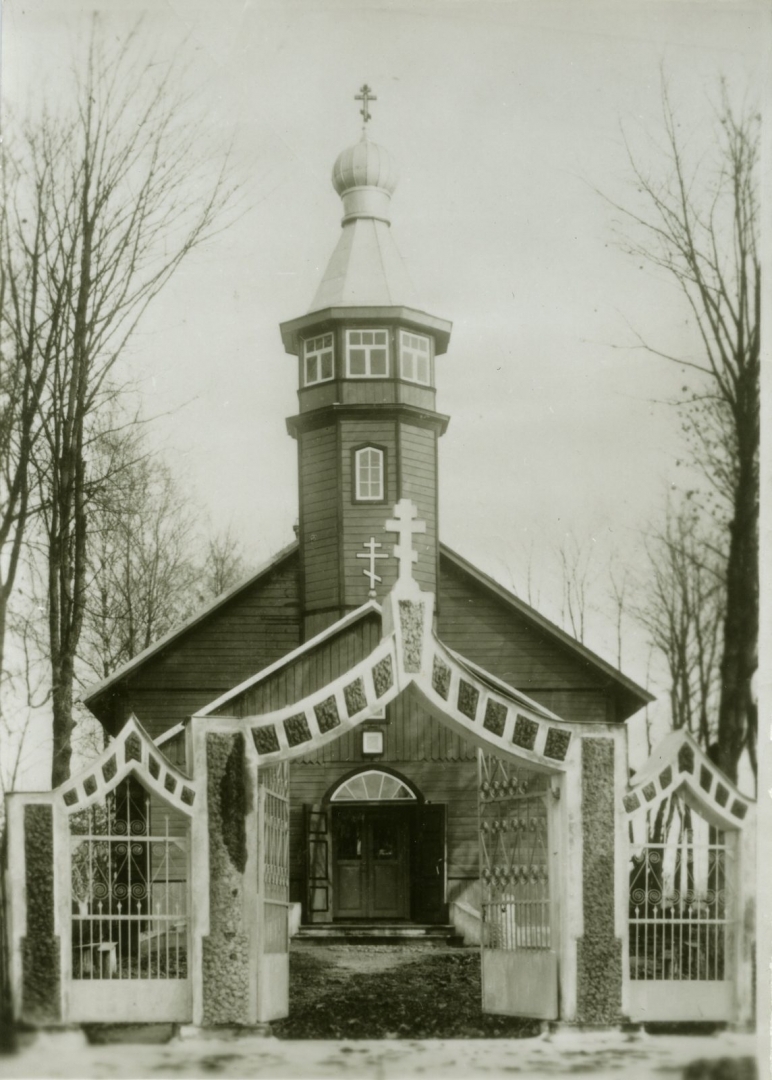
[
  {"xmin": 385, "ymin": 499, "xmax": 426, "ymax": 586},
  {"xmin": 357, "ymin": 537, "xmax": 388, "ymax": 597},
  {"xmin": 355, "ymin": 83, "xmax": 377, "ymax": 125}
]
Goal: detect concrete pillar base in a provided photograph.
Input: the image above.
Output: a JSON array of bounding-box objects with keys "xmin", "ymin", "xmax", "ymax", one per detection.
[
  {"xmin": 177, "ymin": 1024, "xmax": 276, "ymax": 1041},
  {"xmin": 545, "ymin": 1021, "xmax": 646, "ymax": 1041}
]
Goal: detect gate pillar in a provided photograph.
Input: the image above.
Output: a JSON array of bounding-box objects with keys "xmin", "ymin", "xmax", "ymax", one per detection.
[
  {"xmin": 573, "ymin": 735, "xmax": 626, "ymax": 1024},
  {"xmin": 9, "ymin": 800, "xmax": 62, "ymax": 1025},
  {"xmin": 194, "ymin": 728, "xmax": 260, "ymax": 1027}
]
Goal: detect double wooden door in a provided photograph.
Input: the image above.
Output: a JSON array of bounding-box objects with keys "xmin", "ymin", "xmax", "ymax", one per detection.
[{"xmin": 333, "ymin": 806, "xmax": 409, "ymax": 919}]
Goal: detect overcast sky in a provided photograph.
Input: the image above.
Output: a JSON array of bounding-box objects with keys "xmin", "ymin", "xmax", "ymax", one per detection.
[{"xmin": 3, "ymin": 0, "xmax": 765, "ymax": 772}]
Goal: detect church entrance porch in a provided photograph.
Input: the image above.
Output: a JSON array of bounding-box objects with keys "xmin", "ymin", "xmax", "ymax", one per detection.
[
  {"xmin": 332, "ymin": 806, "xmax": 410, "ymax": 920},
  {"xmin": 304, "ymin": 768, "xmax": 448, "ymax": 927}
]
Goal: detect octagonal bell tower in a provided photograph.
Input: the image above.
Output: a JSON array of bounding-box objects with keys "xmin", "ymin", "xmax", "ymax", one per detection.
[{"xmin": 280, "ymin": 88, "xmax": 452, "ymax": 640}]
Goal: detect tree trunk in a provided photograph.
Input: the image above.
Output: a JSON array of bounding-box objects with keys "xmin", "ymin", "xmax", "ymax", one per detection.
[
  {"xmin": 51, "ymin": 653, "xmax": 75, "ymax": 788},
  {"xmin": 716, "ymin": 433, "xmax": 758, "ymax": 783}
]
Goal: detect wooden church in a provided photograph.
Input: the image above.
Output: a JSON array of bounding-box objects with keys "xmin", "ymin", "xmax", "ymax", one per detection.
[
  {"xmin": 6, "ymin": 89, "xmax": 755, "ymax": 1033},
  {"xmin": 82, "ymin": 96, "xmax": 650, "ymax": 934}
]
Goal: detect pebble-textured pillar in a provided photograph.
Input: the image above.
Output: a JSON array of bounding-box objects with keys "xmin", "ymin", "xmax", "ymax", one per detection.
[
  {"xmin": 201, "ymin": 733, "xmax": 254, "ymax": 1025},
  {"xmin": 575, "ymin": 738, "xmax": 623, "ymax": 1023},
  {"xmin": 21, "ymin": 805, "xmax": 61, "ymax": 1024}
]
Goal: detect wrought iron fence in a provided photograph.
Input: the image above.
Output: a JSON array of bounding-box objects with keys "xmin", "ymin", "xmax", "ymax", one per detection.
[
  {"xmin": 70, "ymin": 777, "xmax": 189, "ymax": 981},
  {"xmin": 479, "ymin": 754, "xmax": 551, "ymax": 951},
  {"xmin": 629, "ymin": 793, "xmax": 730, "ymax": 983}
]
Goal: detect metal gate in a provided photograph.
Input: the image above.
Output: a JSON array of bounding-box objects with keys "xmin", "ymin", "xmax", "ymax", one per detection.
[
  {"xmin": 257, "ymin": 760, "xmax": 290, "ymax": 1021},
  {"xmin": 627, "ymin": 789, "xmax": 736, "ymax": 1021},
  {"xmin": 68, "ymin": 776, "xmax": 191, "ymax": 1022},
  {"xmin": 478, "ymin": 752, "xmax": 558, "ymax": 1018}
]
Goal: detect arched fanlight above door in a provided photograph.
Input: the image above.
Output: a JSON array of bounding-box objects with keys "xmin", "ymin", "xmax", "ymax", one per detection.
[{"xmin": 330, "ymin": 770, "xmax": 417, "ymax": 802}]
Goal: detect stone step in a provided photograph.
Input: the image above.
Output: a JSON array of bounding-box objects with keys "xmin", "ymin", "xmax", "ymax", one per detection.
[{"xmin": 295, "ymin": 923, "xmax": 466, "ymax": 946}]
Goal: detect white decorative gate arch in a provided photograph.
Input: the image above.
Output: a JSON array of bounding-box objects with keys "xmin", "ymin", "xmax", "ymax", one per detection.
[{"xmin": 621, "ymin": 730, "xmax": 754, "ymax": 1024}]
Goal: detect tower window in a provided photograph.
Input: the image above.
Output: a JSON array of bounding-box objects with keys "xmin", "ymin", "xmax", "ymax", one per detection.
[
  {"xmin": 303, "ymin": 334, "xmax": 334, "ymax": 385},
  {"xmin": 346, "ymin": 330, "xmax": 389, "ymax": 378},
  {"xmin": 354, "ymin": 446, "xmax": 385, "ymax": 502},
  {"xmin": 399, "ymin": 331, "xmax": 431, "ymax": 385}
]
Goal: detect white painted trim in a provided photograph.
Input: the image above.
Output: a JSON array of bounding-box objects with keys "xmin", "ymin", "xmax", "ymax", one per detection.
[
  {"xmin": 156, "ymin": 722, "xmax": 185, "ymax": 746},
  {"xmin": 443, "ymin": 646, "xmax": 561, "ymax": 722},
  {"xmin": 194, "ymin": 600, "xmax": 382, "ymax": 717},
  {"xmin": 623, "ymin": 729, "xmax": 752, "ymax": 831},
  {"xmin": 330, "ymin": 769, "xmax": 417, "ymax": 802},
  {"xmin": 58, "ymin": 715, "xmax": 196, "ymax": 816}
]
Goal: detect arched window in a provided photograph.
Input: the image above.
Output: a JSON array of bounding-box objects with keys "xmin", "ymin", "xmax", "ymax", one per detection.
[
  {"xmin": 330, "ymin": 770, "xmax": 417, "ymax": 802},
  {"xmin": 354, "ymin": 446, "xmax": 385, "ymax": 502}
]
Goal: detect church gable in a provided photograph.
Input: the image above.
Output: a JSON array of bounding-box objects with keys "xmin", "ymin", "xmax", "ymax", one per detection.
[
  {"xmin": 203, "ymin": 607, "xmax": 383, "ymax": 720},
  {"xmin": 84, "ymin": 545, "xmax": 301, "ymax": 736},
  {"xmin": 438, "ymin": 548, "xmax": 648, "ymax": 722}
]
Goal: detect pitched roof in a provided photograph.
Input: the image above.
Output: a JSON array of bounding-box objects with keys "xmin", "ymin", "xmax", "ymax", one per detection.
[
  {"xmin": 194, "ymin": 600, "xmax": 382, "ymax": 717},
  {"xmin": 83, "ymin": 537, "xmax": 652, "ymax": 721},
  {"xmin": 439, "ymin": 544, "xmax": 654, "ymax": 716},
  {"xmin": 82, "ymin": 541, "xmax": 299, "ymax": 710}
]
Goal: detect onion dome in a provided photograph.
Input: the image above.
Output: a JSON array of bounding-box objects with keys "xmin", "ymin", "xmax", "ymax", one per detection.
[{"xmin": 331, "ymin": 134, "xmax": 398, "ymax": 225}]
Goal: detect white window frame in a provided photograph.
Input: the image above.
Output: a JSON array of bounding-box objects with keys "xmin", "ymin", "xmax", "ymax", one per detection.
[
  {"xmin": 303, "ymin": 333, "xmax": 334, "ymax": 386},
  {"xmin": 354, "ymin": 446, "xmax": 385, "ymax": 502},
  {"xmin": 398, "ymin": 330, "xmax": 432, "ymax": 385},
  {"xmin": 345, "ymin": 329, "xmax": 390, "ymax": 378}
]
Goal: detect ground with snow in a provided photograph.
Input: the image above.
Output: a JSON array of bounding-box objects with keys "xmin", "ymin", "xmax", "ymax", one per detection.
[
  {"xmin": 0, "ymin": 943, "xmax": 759, "ymax": 1078},
  {"xmin": 0, "ymin": 1027, "xmax": 758, "ymax": 1079}
]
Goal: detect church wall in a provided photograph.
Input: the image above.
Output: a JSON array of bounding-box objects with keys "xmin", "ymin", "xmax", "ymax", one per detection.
[
  {"xmin": 399, "ymin": 421, "xmax": 438, "ymax": 596},
  {"xmin": 287, "ymin": 690, "xmax": 480, "ymax": 910},
  {"xmin": 438, "ymin": 557, "xmax": 608, "ymax": 697},
  {"xmin": 293, "ymin": 692, "xmax": 475, "ymax": 764},
  {"xmin": 212, "ymin": 613, "xmax": 383, "ymax": 719},
  {"xmin": 102, "ymin": 555, "xmax": 301, "ymax": 737},
  {"xmin": 298, "ymin": 425, "xmax": 340, "ymax": 611},
  {"xmin": 339, "ymin": 418, "xmax": 400, "ymax": 606},
  {"xmin": 527, "ymin": 689, "xmax": 610, "ymax": 724}
]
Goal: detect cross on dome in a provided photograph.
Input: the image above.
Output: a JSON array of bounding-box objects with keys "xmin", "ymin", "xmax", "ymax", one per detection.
[
  {"xmin": 385, "ymin": 499, "xmax": 426, "ymax": 588},
  {"xmin": 355, "ymin": 83, "xmax": 377, "ymax": 125}
]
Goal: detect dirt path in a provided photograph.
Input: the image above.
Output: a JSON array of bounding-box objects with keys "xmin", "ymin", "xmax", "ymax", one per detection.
[{"xmin": 271, "ymin": 942, "xmax": 542, "ymax": 1040}]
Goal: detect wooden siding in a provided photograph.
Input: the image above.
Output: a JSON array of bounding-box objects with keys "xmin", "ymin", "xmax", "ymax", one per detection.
[
  {"xmin": 339, "ymin": 418, "xmax": 400, "ymax": 607},
  {"xmin": 399, "ymin": 421, "xmax": 438, "ymax": 595},
  {"xmin": 100, "ymin": 554, "xmax": 301, "ymax": 735},
  {"xmin": 295, "ymin": 691, "xmax": 475, "ymax": 764},
  {"xmin": 396, "ymin": 383, "xmax": 436, "ymax": 410},
  {"xmin": 438, "ymin": 555, "xmax": 606, "ymax": 693},
  {"xmin": 527, "ymin": 689, "xmax": 611, "ymax": 724},
  {"xmin": 299, "ymin": 425, "xmax": 340, "ymax": 611},
  {"xmin": 214, "ymin": 612, "xmax": 383, "ymax": 718}
]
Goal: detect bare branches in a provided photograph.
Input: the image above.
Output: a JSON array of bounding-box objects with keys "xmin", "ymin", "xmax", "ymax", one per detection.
[
  {"xmin": 613, "ymin": 78, "xmax": 759, "ymax": 784},
  {"xmin": 634, "ymin": 503, "xmax": 725, "ymax": 749},
  {"xmin": 1, "ymin": 21, "xmax": 240, "ymax": 786}
]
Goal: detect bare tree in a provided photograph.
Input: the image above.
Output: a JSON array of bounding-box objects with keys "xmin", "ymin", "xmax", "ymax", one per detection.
[
  {"xmin": 0, "ymin": 143, "xmax": 65, "ymax": 714},
  {"xmin": 556, "ymin": 532, "xmax": 594, "ymax": 644},
  {"xmin": 608, "ymin": 562, "xmax": 629, "ymax": 670},
  {"xmin": 4, "ymin": 23, "xmax": 238, "ymax": 786},
  {"xmin": 79, "ymin": 437, "xmax": 200, "ymax": 686},
  {"xmin": 614, "ymin": 83, "xmax": 759, "ymax": 782},
  {"xmin": 202, "ymin": 525, "xmax": 251, "ymax": 599},
  {"xmin": 635, "ymin": 503, "xmax": 725, "ymax": 750}
]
